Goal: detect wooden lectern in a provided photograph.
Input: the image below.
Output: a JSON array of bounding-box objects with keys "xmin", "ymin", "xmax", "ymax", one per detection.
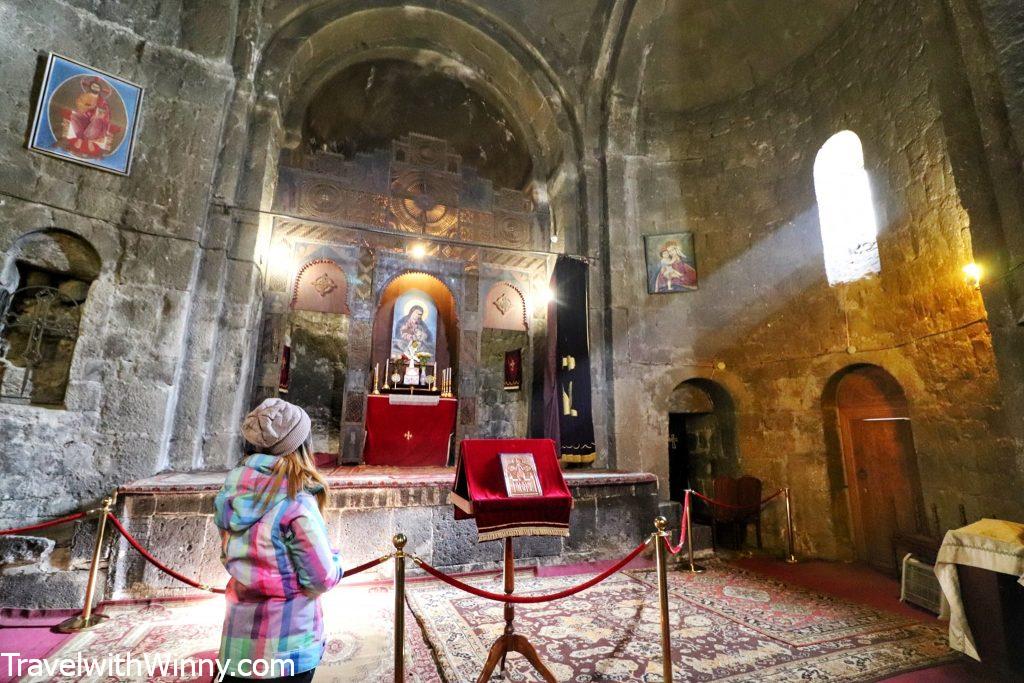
[{"xmin": 449, "ymin": 439, "xmax": 573, "ymax": 683}]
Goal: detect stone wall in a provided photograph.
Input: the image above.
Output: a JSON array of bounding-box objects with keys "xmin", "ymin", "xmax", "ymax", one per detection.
[
  {"xmin": 477, "ymin": 329, "xmax": 529, "ymax": 438},
  {"xmin": 0, "ymin": 0, "xmax": 245, "ymax": 528},
  {"xmin": 287, "ymin": 310, "xmax": 348, "ymax": 453},
  {"xmin": 604, "ymin": 0, "xmax": 1024, "ymax": 558},
  {"xmin": 102, "ymin": 472, "xmax": 659, "ymax": 601}
]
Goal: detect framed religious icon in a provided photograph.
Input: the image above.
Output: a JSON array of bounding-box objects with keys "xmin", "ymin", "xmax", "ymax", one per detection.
[
  {"xmin": 644, "ymin": 232, "xmax": 698, "ymax": 294},
  {"xmin": 28, "ymin": 53, "xmax": 144, "ymax": 175},
  {"xmin": 391, "ymin": 288, "xmax": 439, "ymax": 359},
  {"xmin": 499, "ymin": 453, "xmax": 542, "ymax": 497}
]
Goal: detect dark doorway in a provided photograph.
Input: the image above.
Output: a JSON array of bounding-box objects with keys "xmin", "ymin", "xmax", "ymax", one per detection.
[
  {"xmin": 668, "ymin": 412, "xmax": 691, "ymax": 503},
  {"xmin": 829, "ymin": 365, "xmax": 925, "ymax": 575},
  {"xmin": 666, "ymin": 379, "xmax": 739, "ymax": 506}
]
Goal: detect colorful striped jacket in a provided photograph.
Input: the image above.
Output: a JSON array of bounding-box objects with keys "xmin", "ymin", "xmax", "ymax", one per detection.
[{"xmin": 214, "ymin": 453, "xmax": 343, "ymax": 678}]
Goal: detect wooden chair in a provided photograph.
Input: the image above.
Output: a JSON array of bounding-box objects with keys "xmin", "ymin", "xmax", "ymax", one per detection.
[
  {"xmin": 706, "ymin": 475, "xmax": 763, "ymax": 550},
  {"xmin": 735, "ymin": 475, "xmax": 763, "ymax": 550},
  {"xmin": 710, "ymin": 476, "xmax": 740, "ymax": 549}
]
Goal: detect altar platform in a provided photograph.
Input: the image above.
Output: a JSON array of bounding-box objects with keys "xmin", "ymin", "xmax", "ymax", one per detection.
[{"xmin": 108, "ymin": 466, "xmax": 663, "ymax": 599}]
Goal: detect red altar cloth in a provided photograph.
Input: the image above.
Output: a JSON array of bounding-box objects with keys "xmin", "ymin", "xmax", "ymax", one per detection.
[
  {"xmin": 362, "ymin": 395, "xmax": 458, "ymax": 466},
  {"xmin": 450, "ymin": 439, "xmax": 573, "ymax": 542}
]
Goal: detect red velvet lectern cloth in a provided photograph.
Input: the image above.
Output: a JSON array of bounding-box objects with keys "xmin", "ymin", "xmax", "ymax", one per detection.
[
  {"xmin": 450, "ymin": 439, "xmax": 573, "ymax": 542},
  {"xmin": 362, "ymin": 395, "xmax": 457, "ymax": 466}
]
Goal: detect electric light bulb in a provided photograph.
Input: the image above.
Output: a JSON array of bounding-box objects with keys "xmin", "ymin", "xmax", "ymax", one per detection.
[
  {"xmin": 535, "ymin": 285, "xmax": 555, "ymax": 307},
  {"xmin": 408, "ymin": 243, "xmax": 427, "ymax": 260},
  {"xmin": 962, "ymin": 262, "xmax": 982, "ymax": 287}
]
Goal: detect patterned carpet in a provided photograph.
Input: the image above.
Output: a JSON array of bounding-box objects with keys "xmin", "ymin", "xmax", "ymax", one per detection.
[
  {"xmin": 21, "ymin": 587, "xmax": 440, "ymax": 683},
  {"xmin": 406, "ymin": 563, "xmax": 957, "ymax": 682}
]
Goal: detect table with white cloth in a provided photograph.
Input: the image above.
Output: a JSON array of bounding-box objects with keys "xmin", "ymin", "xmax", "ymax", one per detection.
[{"xmin": 935, "ymin": 518, "xmax": 1024, "ymax": 667}]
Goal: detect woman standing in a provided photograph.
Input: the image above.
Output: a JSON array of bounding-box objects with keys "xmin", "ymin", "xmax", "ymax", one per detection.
[{"xmin": 215, "ymin": 399, "xmax": 342, "ymax": 682}]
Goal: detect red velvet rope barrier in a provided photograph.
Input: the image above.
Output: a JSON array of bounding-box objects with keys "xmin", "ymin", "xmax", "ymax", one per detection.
[
  {"xmin": 342, "ymin": 554, "xmax": 393, "ymax": 578},
  {"xmin": 108, "ymin": 513, "xmax": 227, "ymax": 594},
  {"xmin": 0, "ymin": 511, "xmax": 87, "ymax": 536},
  {"xmin": 108, "ymin": 513, "xmax": 391, "ymax": 595},
  {"xmin": 690, "ymin": 488, "xmax": 785, "ymax": 511},
  {"xmin": 413, "ymin": 538, "xmax": 652, "ymax": 604},
  {"xmin": 664, "ymin": 490, "xmax": 690, "ymax": 555}
]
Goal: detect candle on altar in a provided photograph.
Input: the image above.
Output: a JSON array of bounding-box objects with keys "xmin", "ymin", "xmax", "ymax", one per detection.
[{"xmin": 373, "ymin": 363, "xmax": 380, "ymax": 394}]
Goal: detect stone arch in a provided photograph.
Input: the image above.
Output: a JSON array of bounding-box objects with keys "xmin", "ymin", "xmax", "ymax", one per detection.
[
  {"xmin": 483, "ymin": 281, "xmax": 527, "ymax": 331},
  {"xmin": 1, "ymin": 228, "xmax": 102, "ymax": 290},
  {"xmin": 241, "ymin": 1, "xmax": 587, "ymax": 254},
  {"xmin": 291, "ymin": 258, "xmax": 350, "ymax": 314}
]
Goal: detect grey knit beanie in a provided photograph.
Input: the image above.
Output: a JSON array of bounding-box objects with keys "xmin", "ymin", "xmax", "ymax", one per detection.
[{"xmin": 241, "ymin": 398, "xmax": 312, "ymax": 456}]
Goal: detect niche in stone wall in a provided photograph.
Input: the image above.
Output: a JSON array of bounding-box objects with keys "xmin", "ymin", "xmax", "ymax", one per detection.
[
  {"xmin": 479, "ymin": 281, "xmax": 529, "ymax": 438},
  {"xmin": 286, "ymin": 259, "xmax": 350, "ymax": 453},
  {"xmin": 0, "ymin": 230, "xmax": 100, "ymax": 407},
  {"xmin": 371, "ymin": 272, "xmax": 458, "ymax": 375},
  {"xmin": 479, "ymin": 328, "xmax": 530, "ymax": 438}
]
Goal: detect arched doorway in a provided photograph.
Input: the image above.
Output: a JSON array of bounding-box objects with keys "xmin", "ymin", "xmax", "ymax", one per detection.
[
  {"xmin": 666, "ymin": 379, "xmax": 739, "ymax": 503},
  {"xmin": 825, "ymin": 365, "xmax": 925, "ymax": 574}
]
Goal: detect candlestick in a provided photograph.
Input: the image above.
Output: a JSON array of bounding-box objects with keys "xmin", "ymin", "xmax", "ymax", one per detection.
[{"xmin": 372, "ymin": 363, "xmax": 381, "ymax": 395}]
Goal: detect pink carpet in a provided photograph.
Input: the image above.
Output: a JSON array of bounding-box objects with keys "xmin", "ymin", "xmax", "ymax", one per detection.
[{"xmin": 0, "ymin": 608, "xmax": 80, "ymax": 683}]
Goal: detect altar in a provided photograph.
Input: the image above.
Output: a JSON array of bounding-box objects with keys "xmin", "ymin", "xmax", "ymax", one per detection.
[{"xmin": 363, "ymin": 394, "xmax": 458, "ymax": 466}]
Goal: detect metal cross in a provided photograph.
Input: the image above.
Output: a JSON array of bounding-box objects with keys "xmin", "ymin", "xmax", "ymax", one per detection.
[{"xmin": 668, "ymin": 433, "xmax": 679, "ymax": 449}]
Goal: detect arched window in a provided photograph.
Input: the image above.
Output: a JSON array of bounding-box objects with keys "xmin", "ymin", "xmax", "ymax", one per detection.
[{"xmin": 814, "ymin": 131, "xmax": 880, "ymax": 285}]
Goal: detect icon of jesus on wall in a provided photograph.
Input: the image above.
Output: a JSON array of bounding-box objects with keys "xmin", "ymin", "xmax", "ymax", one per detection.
[{"xmin": 28, "ymin": 54, "xmax": 143, "ymax": 175}]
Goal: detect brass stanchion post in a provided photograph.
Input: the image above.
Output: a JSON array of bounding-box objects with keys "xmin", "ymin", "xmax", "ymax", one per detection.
[
  {"xmin": 784, "ymin": 487, "xmax": 798, "ymax": 563},
  {"xmin": 654, "ymin": 517, "xmax": 674, "ymax": 682},
  {"xmin": 57, "ymin": 495, "xmax": 115, "ymax": 633},
  {"xmin": 685, "ymin": 489, "xmax": 705, "ymax": 573},
  {"xmin": 393, "ymin": 534, "xmax": 407, "ymax": 683}
]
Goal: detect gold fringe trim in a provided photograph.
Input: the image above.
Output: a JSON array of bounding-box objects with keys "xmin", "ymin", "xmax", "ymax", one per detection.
[
  {"xmin": 560, "ymin": 452, "xmax": 597, "ymax": 464},
  {"xmin": 478, "ymin": 526, "xmax": 570, "ymax": 543}
]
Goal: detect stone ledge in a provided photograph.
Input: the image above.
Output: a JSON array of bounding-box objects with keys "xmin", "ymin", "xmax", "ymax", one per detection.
[{"xmin": 118, "ymin": 467, "xmax": 659, "ymax": 495}]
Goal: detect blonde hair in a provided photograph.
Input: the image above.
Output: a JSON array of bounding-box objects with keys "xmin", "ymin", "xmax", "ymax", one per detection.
[{"xmin": 256, "ymin": 441, "xmax": 329, "ymax": 513}]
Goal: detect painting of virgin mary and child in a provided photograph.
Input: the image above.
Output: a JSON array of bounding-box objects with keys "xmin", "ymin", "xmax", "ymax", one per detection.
[
  {"xmin": 644, "ymin": 232, "xmax": 698, "ymax": 294},
  {"xmin": 390, "ymin": 289, "xmax": 438, "ymax": 359}
]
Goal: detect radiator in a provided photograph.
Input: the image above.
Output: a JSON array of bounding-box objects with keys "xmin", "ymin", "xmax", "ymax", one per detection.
[{"xmin": 899, "ymin": 553, "xmax": 944, "ymax": 615}]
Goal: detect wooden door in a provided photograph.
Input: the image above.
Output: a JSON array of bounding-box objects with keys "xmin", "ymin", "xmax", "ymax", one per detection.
[
  {"xmin": 835, "ymin": 367, "xmax": 924, "ymax": 575},
  {"xmin": 845, "ymin": 416, "xmax": 922, "ymax": 572}
]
